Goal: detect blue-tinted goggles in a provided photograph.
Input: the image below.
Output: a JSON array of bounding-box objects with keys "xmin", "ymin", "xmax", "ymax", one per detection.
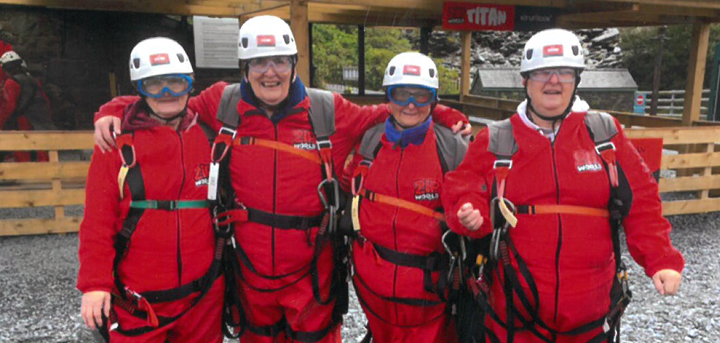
[
  {"xmin": 137, "ymin": 74, "xmax": 193, "ymax": 98},
  {"xmin": 388, "ymin": 85, "xmax": 437, "ymax": 107}
]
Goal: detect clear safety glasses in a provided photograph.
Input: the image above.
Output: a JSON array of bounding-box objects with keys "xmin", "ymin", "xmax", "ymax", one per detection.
[
  {"xmin": 137, "ymin": 74, "xmax": 193, "ymax": 98},
  {"xmin": 247, "ymin": 56, "xmax": 293, "ymax": 74},
  {"xmin": 388, "ymin": 85, "xmax": 437, "ymax": 107},
  {"xmin": 528, "ymin": 68, "xmax": 577, "ymax": 83}
]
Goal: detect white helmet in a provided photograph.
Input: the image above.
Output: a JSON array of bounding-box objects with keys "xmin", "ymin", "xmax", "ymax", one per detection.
[
  {"xmin": 382, "ymin": 52, "xmax": 439, "ymax": 89},
  {"xmin": 238, "ymin": 15, "xmax": 297, "ymax": 60},
  {"xmin": 0, "ymin": 51, "xmax": 21, "ymax": 66},
  {"xmin": 129, "ymin": 37, "xmax": 193, "ymax": 81},
  {"xmin": 520, "ymin": 28, "xmax": 585, "ymax": 74}
]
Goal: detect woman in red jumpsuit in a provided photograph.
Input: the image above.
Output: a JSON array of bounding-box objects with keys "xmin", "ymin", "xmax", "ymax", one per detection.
[
  {"xmin": 345, "ymin": 52, "xmax": 475, "ymax": 343},
  {"xmin": 78, "ymin": 37, "xmax": 224, "ymax": 343},
  {"xmin": 443, "ymin": 29, "xmax": 684, "ymax": 343}
]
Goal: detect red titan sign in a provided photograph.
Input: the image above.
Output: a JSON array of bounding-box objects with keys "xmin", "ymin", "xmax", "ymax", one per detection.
[
  {"xmin": 149, "ymin": 53, "xmax": 170, "ymax": 66},
  {"xmin": 543, "ymin": 45, "xmax": 564, "ymax": 57},
  {"xmin": 403, "ymin": 65, "xmax": 421, "ymax": 76},
  {"xmin": 442, "ymin": 2, "xmax": 515, "ymax": 31},
  {"xmin": 257, "ymin": 35, "xmax": 276, "ymax": 47}
]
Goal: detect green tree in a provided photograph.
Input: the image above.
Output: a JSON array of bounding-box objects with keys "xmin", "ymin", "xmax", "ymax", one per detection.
[
  {"xmin": 312, "ymin": 24, "xmax": 357, "ymax": 89},
  {"xmin": 620, "ymin": 25, "xmax": 720, "ymax": 90}
]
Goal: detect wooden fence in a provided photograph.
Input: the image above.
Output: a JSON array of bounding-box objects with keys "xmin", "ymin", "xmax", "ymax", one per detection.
[
  {"xmin": 637, "ymin": 89, "xmax": 710, "ymax": 118},
  {"xmin": 0, "ymin": 131, "xmax": 92, "ymax": 236},
  {"xmin": 443, "ymin": 94, "xmax": 720, "ymax": 129},
  {"xmin": 625, "ymin": 126, "xmax": 720, "ymax": 216},
  {"xmin": 0, "ymin": 125, "xmax": 719, "ymax": 236}
]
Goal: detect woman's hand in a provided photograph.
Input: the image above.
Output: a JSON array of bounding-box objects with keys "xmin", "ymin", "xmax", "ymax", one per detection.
[
  {"xmin": 94, "ymin": 116, "xmax": 122, "ymax": 153},
  {"xmin": 81, "ymin": 291, "xmax": 111, "ymax": 329},
  {"xmin": 457, "ymin": 203, "xmax": 483, "ymax": 231}
]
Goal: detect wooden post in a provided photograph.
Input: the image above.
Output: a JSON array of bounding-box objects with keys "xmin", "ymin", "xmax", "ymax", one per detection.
[
  {"xmin": 682, "ymin": 22, "xmax": 711, "ymax": 126},
  {"xmin": 109, "ymin": 72, "xmax": 117, "ymax": 97},
  {"xmin": 460, "ymin": 31, "xmax": 472, "ymax": 101},
  {"xmin": 358, "ymin": 25, "xmax": 366, "ymax": 96},
  {"xmin": 420, "ymin": 27, "xmax": 431, "ymax": 55},
  {"xmin": 290, "ymin": 1, "xmax": 310, "ymax": 84},
  {"xmin": 650, "ymin": 26, "xmax": 667, "ymax": 116},
  {"xmin": 49, "ymin": 150, "xmax": 65, "ymax": 223}
]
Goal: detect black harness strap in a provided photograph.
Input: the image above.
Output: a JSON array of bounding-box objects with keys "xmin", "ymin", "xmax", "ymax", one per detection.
[
  {"xmin": 246, "ymin": 207, "xmax": 324, "ymax": 230},
  {"xmin": 108, "ymin": 132, "xmax": 226, "ymax": 337}
]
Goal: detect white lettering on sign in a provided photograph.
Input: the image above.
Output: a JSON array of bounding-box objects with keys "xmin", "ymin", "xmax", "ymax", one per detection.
[{"xmin": 466, "ymin": 7, "xmax": 507, "ymax": 26}]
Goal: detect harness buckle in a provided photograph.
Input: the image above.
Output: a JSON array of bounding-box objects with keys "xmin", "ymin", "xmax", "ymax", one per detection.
[
  {"xmin": 316, "ymin": 139, "xmax": 332, "ymax": 150},
  {"xmin": 594, "ymin": 142, "xmax": 616, "ymax": 155},
  {"xmin": 493, "ymin": 159, "xmax": 513, "ymax": 170},
  {"xmin": 156, "ymin": 200, "xmax": 175, "ymax": 211}
]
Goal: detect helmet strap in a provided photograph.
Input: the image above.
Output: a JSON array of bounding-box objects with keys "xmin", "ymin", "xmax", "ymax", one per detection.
[
  {"xmin": 141, "ymin": 95, "xmax": 189, "ymax": 126},
  {"xmin": 524, "ymin": 75, "xmax": 581, "ymax": 129}
]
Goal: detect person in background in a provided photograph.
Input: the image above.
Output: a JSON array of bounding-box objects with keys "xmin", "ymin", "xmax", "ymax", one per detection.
[{"xmin": 0, "ymin": 50, "xmax": 55, "ymax": 162}]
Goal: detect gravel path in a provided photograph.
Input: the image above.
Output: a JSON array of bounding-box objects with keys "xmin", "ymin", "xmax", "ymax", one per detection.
[{"xmin": 0, "ymin": 209, "xmax": 717, "ymax": 342}]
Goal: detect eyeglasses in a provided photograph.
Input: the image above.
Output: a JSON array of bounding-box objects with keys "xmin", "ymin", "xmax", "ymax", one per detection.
[
  {"xmin": 388, "ymin": 85, "xmax": 437, "ymax": 107},
  {"xmin": 528, "ymin": 68, "xmax": 577, "ymax": 83},
  {"xmin": 137, "ymin": 74, "xmax": 193, "ymax": 98},
  {"xmin": 247, "ymin": 56, "xmax": 293, "ymax": 74}
]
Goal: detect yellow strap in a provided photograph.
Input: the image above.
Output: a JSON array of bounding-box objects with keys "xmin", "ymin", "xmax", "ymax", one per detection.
[
  {"xmin": 117, "ymin": 165, "xmax": 129, "ymax": 200},
  {"xmin": 498, "ymin": 197, "xmax": 518, "ymax": 227},
  {"xmin": 351, "ymin": 195, "xmax": 362, "ymax": 232}
]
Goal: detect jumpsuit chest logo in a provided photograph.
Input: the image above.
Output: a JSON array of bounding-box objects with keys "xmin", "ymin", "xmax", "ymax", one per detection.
[
  {"xmin": 413, "ymin": 178, "xmax": 440, "ymax": 201},
  {"xmin": 574, "ymin": 150, "xmax": 603, "ymax": 173},
  {"xmin": 194, "ymin": 163, "xmax": 210, "ymax": 186},
  {"xmin": 292, "ymin": 129, "xmax": 317, "ymax": 150}
]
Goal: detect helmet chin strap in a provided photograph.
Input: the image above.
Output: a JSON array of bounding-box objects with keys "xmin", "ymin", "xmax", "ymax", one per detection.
[
  {"xmin": 524, "ymin": 76, "xmax": 581, "ymax": 131},
  {"xmin": 142, "ymin": 95, "xmax": 190, "ymax": 125}
]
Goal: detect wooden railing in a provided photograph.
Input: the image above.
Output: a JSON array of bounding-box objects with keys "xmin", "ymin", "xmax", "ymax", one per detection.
[
  {"xmin": 625, "ymin": 126, "xmax": 720, "ymax": 216},
  {"xmin": 443, "ymin": 94, "xmax": 720, "ymax": 129},
  {"xmin": 0, "ymin": 125, "xmax": 719, "ymax": 236},
  {"xmin": 637, "ymin": 89, "xmax": 711, "ymax": 118},
  {"xmin": 0, "ymin": 131, "xmax": 93, "ymax": 236}
]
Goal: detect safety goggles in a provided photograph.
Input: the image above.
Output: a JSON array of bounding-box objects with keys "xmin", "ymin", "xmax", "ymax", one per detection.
[
  {"xmin": 388, "ymin": 85, "xmax": 437, "ymax": 107},
  {"xmin": 247, "ymin": 56, "xmax": 293, "ymax": 74},
  {"xmin": 137, "ymin": 74, "xmax": 193, "ymax": 98},
  {"xmin": 528, "ymin": 68, "xmax": 577, "ymax": 83}
]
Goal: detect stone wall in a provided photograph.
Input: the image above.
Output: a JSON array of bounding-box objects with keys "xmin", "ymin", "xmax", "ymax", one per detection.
[{"xmin": 0, "ymin": 5, "xmax": 242, "ymax": 129}]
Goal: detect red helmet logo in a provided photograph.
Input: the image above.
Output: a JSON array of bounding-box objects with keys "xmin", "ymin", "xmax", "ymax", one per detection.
[
  {"xmin": 543, "ymin": 45, "xmax": 564, "ymax": 57},
  {"xmin": 149, "ymin": 53, "xmax": 170, "ymax": 66},
  {"xmin": 257, "ymin": 35, "xmax": 276, "ymax": 47},
  {"xmin": 403, "ymin": 65, "xmax": 421, "ymax": 76}
]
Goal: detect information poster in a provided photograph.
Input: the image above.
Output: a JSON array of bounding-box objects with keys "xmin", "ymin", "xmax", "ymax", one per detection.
[{"xmin": 193, "ymin": 16, "xmax": 239, "ymax": 69}]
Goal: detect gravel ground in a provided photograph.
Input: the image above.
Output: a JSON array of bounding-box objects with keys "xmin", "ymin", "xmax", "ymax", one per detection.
[{"xmin": 0, "ymin": 203, "xmax": 718, "ymax": 342}]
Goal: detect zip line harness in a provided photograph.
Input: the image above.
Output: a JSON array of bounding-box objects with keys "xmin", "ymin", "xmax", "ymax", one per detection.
[
  {"xmin": 465, "ymin": 111, "xmax": 632, "ymax": 343},
  {"xmin": 100, "ymin": 131, "xmax": 230, "ymax": 340},
  {"xmin": 343, "ymin": 122, "xmax": 469, "ymax": 342},
  {"xmin": 208, "ymin": 84, "xmax": 349, "ymax": 342}
]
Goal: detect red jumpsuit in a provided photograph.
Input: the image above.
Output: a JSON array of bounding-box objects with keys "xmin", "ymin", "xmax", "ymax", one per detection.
[
  {"xmin": 345, "ymin": 119, "xmax": 476, "ymax": 343},
  {"xmin": 95, "ymin": 79, "xmax": 469, "ymax": 343},
  {"xmin": 442, "ymin": 108, "xmax": 685, "ymax": 342},
  {"xmin": 78, "ymin": 101, "xmax": 224, "ymax": 343}
]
